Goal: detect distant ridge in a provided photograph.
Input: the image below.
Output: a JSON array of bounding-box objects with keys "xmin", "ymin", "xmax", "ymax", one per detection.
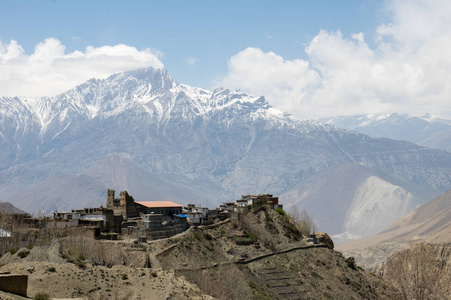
[
  {"xmin": 319, "ymin": 113, "xmax": 451, "ymax": 152},
  {"xmin": 0, "ymin": 201, "xmax": 27, "ymax": 214}
]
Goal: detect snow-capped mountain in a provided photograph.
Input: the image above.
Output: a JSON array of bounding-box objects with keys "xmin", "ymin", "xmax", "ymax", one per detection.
[
  {"xmin": 1, "ymin": 67, "xmax": 451, "ymax": 240},
  {"xmin": 318, "ymin": 113, "xmax": 451, "ymax": 152}
]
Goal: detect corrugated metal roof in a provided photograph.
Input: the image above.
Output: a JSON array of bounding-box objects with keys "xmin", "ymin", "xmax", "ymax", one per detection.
[{"xmin": 136, "ymin": 201, "xmax": 182, "ymax": 208}]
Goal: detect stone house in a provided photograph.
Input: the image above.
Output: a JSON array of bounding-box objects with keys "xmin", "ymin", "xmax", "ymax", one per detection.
[
  {"xmin": 106, "ymin": 189, "xmax": 138, "ymax": 219},
  {"xmin": 53, "ymin": 207, "xmax": 116, "ymax": 232}
]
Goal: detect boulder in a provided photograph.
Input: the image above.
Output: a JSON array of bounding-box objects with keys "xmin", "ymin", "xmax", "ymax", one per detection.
[{"xmin": 315, "ymin": 232, "xmax": 334, "ymax": 250}]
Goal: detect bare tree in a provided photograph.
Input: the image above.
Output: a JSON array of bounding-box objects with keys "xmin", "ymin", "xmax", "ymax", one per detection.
[
  {"xmin": 384, "ymin": 242, "xmax": 451, "ymax": 300},
  {"xmin": 288, "ymin": 206, "xmax": 301, "ymax": 223},
  {"xmin": 288, "ymin": 207, "xmax": 318, "ymax": 237},
  {"xmin": 298, "ymin": 209, "xmax": 317, "ymax": 236}
]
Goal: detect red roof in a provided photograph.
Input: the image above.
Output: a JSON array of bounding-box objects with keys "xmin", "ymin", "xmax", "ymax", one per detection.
[{"xmin": 136, "ymin": 201, "xmax": 182, "ymax": 208}]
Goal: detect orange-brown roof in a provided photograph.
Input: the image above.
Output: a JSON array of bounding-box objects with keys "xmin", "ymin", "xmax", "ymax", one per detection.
[{"xmin": 136, "ymin": 201, "xmax": 182, "ymax": 208}]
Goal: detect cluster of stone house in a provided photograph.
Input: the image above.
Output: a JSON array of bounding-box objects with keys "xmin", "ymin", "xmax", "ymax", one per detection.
[
  {"xmin": 52, "ymin": 190, "xmax": 187, "ymax": 240},
  {"xmin": 51, "ymin": 190, "xmax": 283, "ymax": 241},
  {"xmin": 183, "ymin": 194, "xmax": 282, "ymax": 225}
]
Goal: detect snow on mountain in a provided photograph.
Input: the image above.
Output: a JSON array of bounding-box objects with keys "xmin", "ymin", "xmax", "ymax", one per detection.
[
  {"xmin": 1, "ymin": 67, "xmax": 451, "ymax": 240},
  {"xmin": 319, "ymin": 113, "xmax": 451, "ymax": 152}
]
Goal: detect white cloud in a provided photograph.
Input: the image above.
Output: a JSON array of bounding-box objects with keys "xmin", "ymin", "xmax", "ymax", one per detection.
[
  {"xmin": 265, "ymin": 33, "xmax": 273, "ymax": 40},
  {"xmin": 222, "ymin": 0, "xmax": 451, "ymax": 119},
  {"xmin": 222, "ymin": 48, "xmax": 320, "ymax": 114},
  {"xmin": 0, "ymin": 38, "xmax": 164, "ymax": 97},
  {"xmin": 186, "ymin": 56, "xmax": 198, "ymax": 65}
]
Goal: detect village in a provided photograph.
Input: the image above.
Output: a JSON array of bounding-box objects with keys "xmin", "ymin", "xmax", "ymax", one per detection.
[
  {"xmin": 1, "ymin": 189, "xmax": 285, "ymax": 243},
  {"xmin": 51, "ymin": 189, "xmax": 284, "ymax": 242}
]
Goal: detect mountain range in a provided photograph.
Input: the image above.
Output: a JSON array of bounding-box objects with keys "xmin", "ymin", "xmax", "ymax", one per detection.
[
  {"xmin": 1, "ymin": 67, "xmax": 451, "ymax": 239},
  {"xmin": 319, "ymin": 113, "xmax": 451, "ymax": 152}
]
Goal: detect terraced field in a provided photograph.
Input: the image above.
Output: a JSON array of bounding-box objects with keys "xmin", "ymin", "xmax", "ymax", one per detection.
[{"xmin": 252, "ymin": 266, "xmax": 304, "ymax": 299}]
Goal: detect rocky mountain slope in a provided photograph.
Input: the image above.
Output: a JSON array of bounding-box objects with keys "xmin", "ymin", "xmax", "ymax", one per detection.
[
  {"xmin": 1, "ymin": 67, "xmax": 451, "ymax": 239},
  {"xmin": 319, "ymin": 113, "xmax": 451, "ymax": 152},
  {"xmin": 281, "ymin": 163, "xmax": 436, "ymax": 241},
  {"xmin": 337, "ymin": 189, "xmax": 451, "ymax": 271}
]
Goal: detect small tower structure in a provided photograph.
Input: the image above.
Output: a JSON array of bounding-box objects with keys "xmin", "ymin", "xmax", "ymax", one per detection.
[{"xmin": 106, "ymin": 189, "xmax": 138, "ymax": 219}]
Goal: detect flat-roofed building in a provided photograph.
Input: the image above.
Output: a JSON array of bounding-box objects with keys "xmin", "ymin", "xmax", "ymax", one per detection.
[
  {"xmin": 135, "ymin": 201, "xmax": 182, "ymax": 217},
  {"xmin": 53, "ymin": 207, "xmax": 116, "ymax": 232}
]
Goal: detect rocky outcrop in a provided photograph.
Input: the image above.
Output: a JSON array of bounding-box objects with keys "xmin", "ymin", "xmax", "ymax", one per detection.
[
  {"xmin": 315, "ymin": 232, "xmax": 334, "ymax": 250},
  {"xmin": 0, "ymin": 239, "xmax": 64, "ymax": 265}
]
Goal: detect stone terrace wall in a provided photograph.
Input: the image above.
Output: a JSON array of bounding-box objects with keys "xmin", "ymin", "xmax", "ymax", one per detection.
[
  {"xmin": 0, "ymin": 273, "xmax": 28, "ymax": 297},
  {"xmin": 146, "ymin": 224, "xmax": 186, "ymax": 240}
]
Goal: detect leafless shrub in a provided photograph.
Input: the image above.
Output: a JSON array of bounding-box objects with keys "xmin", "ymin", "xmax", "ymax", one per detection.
[
  {"xmin": 0, "ymin": 213, "xmax": 41, "ymax": 255},
  {"xmin": 384, "ymin": 242, "xmax": 451, "ymax": 300},
  {"xmin": 61, "ymin": 233, "xmax": 129, "ymax": 267},
  {"xmin": 288, "ymin": 207, "xmax": 317, "ymax": 236},
  {"xmin": 288, "ymin": 206, "xmax": 300, "ymax": 223},
  {"xmin": 236, "ymin": 210, "xmax": 277, "ymax": 251}
]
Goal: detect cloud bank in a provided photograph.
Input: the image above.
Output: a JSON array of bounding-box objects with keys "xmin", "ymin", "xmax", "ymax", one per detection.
[
  {"xmin": 222, "ymin": 0, "xmax": 451, "ymax": 119},
  {"xmin": 0, "ymin": 38, "xmax": 164, "ymax": 98}
]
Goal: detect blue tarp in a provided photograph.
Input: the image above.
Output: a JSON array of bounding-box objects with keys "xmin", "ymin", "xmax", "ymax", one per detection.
[{"xmin": 173, "ymin": 214, "xmax": 188, "ymax": 218}]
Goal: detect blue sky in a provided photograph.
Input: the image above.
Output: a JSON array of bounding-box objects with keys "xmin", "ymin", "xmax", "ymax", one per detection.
[
  {"xmin": 1, "ymin": 0, "xmax": 384, "ymax": 88},
  {"xmin": 1, "ymin": 0, "xmax": 451, "ymax": 118}
]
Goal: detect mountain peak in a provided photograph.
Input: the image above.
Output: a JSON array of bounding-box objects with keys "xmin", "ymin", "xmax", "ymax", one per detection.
[{"xmin": 105, "ymin": 67, "xmax": 176, "ymax": 92}]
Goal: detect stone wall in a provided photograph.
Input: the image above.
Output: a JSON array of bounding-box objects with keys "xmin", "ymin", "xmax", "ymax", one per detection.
[
  {"xmin": 0, "ymin": 273, "xmax": 28, "ymax": 297},
  {"xmin": 146, "ymin": 224, "xmax": 186, "ymax": 240},
  {"xmin": 122, "ymin": 224, "xmax": 187, "ymax": 241}
]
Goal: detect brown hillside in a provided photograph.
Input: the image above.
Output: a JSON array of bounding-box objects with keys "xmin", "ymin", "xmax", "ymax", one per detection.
[
  {"xmin": 154, "ymin": 208, "xmax": 396, "ymax": 299},
  {"xmin": 337, "ymin": 189, "xmax": 451, "ymax": 271},
  {"xmin": 383, "ymin": 189, "xmax": 451, "ymax": 234}
]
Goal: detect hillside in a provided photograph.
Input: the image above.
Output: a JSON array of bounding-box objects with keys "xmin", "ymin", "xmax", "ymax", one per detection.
[
  {"xmin": 0, "ymin": 202, "xmax": 27, "ymax": 214},
  {"xmin": 154, "ymin": 208, "xmax": 396, "ymax": 299},
  {"xmin": 0, "ymin": 207, "xmax": 397, "ymax": 299},
  {"xmin": 336, "ymin": 189, "xmax": 451, "ymax": 271}
]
